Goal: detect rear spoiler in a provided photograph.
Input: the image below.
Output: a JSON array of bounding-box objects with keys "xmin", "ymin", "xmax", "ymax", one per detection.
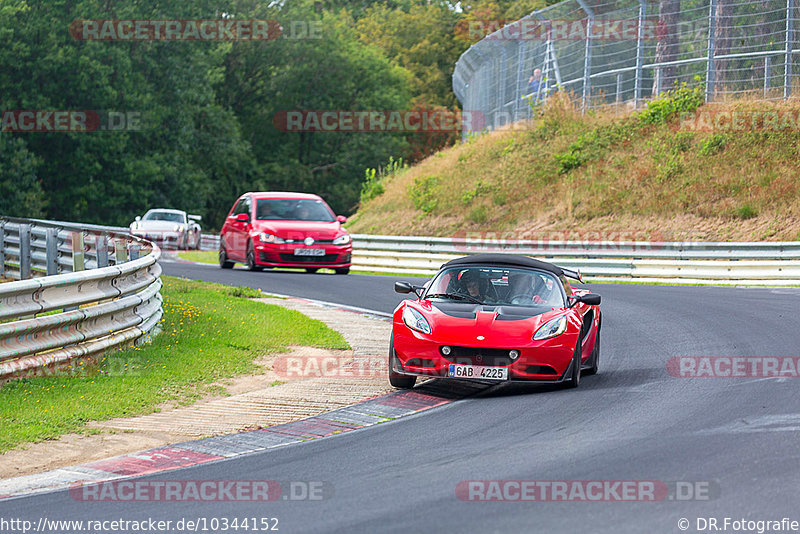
[{"xmin": 560, "ymin": 267, "xmax": 583, "ymax": 284}]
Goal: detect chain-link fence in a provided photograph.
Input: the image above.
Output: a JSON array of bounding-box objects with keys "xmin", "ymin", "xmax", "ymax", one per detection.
[{"xmin": 453, "ymin": 0, "xmax": 798, "ymax": 134}]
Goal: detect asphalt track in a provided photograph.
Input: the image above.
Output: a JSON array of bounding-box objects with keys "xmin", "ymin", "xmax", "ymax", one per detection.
[{"xmin": 4, "ymin": 261, "xmax": 800, "ymax": 533}]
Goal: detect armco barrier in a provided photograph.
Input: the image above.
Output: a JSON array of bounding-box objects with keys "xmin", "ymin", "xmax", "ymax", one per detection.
[
  {"xmin": 348, "ymin": 234, "xmax": 800, "ymax": 285},
  {"xmin": 199, "ymin": 232, "xmax": 800, "ymax": 284},
  {"xmin": 0, "ymin": 217, "xmax": 163, "ymax": 381}
]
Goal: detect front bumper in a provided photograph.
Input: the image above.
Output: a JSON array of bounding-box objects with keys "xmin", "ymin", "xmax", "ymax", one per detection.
[
  {"xmin": 253, "ymin": 243, "xmax": 352, "ymax": 268},
  {"xmin": 392, "ymin": 325, "xmax": 577, "ymax": 382}
]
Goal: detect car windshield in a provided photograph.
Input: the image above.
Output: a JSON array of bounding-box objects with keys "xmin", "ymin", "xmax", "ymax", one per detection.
[
  {"xmin": 424, "ymin": 266, "xmax": 565, "ymax": 308},
  {"xmin": 143, "ymin": 211, "xmax": 185, "ymax": 223},
  {"xmin": 256, "ymin": 199, "xmax": 335, "ymax": 222}
]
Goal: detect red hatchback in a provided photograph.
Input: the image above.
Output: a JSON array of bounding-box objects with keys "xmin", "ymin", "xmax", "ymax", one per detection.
[{"xmin": 219, "ymin": 192, "xmax": 352, "ymax": 274}]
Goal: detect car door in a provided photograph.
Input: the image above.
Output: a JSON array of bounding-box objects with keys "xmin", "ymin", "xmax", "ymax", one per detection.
[
  {"xmin": 224, "ymin": 197, "xmax": 247, "ymax": 260},
  {"xmin": 229, "ymin": 196, "xmax": 252, "ymax": 260}
]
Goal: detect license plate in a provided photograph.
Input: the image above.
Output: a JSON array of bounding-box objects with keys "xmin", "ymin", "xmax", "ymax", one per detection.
[
  {"xmin": 294, "ymin": 248, "xmax": 325, "ymax": 256},
  {"xmin": 448, "ymin": 364, "xmax": 508, "ymax": 380}
]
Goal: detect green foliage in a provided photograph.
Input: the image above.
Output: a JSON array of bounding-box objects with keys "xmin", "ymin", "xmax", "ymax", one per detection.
[
  {"xmin": 468, "ymin": 205, "xmax": 488, "ymax": 224},
  {"xmin": 461, "ymin": 179, "xmax": 492, "ymax": 204},
  {"xmin": 360, "ymin": 156, "xmax": 405, "ymax": 204},
  {"xmin": 734, "ymin": 203, "xmax": 757, "ymax": 219},
  {"xmin": 409, "ymin": 175, "xmax": 440, "ymax": 213},
  {"xmin": 699, "ymin": 134, "xmax": 729, "ymax": 156},
  {"xmin": 553, "ymin": 84, "xmax": 705, "ymax": 175}
]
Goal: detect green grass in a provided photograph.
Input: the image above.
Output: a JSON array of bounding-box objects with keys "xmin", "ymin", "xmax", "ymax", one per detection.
[
  {"xmin": 0, "ymin": 276, "xmax": 348, "ymax": 452},
  {"xmin": 178, "ymin": 250, "xmax": 218, "ymax": 264}
]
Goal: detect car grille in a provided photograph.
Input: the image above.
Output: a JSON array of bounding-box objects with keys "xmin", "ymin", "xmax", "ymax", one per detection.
[
  {"xmin": 524, "ymin": 365, "xmax": 558, "ymax": 375},
  {"xmin": 278, "ymin": 253, "xmax": 339, "ymax": 264},
  {"xmin": 405, "ymin": 358, "xmax": 437, "ymax": 368},
  {"xmin": 440, "ymin": 346, "xmax": 516, "ymax": 367}
]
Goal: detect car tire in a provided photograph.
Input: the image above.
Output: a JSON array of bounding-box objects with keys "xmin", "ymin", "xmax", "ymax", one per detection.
[
  {"xmin": 305, "ymin": 267, "xmax": 319, "ymax": 274},
  {"xmin": 584, "ymin": 320, "xmax": 600, "ymax": 376},
  {"xmin": 219, "ymin": 245, "xmax": 234, "ymax": 269},
  {"xmin": 247, "ymin": 242, "xmax": 261, "ymax": 271},
  {"xmin": 335, "ymin": 267, "xmax": 350, "ymax": 275},
  {"xmin": 389, "ymin": 337, "xmax": 416, "ymax": 389},
  {"xmin": 564, "ymin": 339, "xmax": 582, "ymax": 389}
]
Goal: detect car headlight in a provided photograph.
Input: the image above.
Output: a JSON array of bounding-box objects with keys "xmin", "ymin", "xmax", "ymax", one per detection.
[
  {"xmin": 332, "ymin": 234, "xmax": 351, "ymax": 245},
  {"xmin": 259, "ymin": 232, "xmax": 285, "ymax": 244},
  {"xmin": 533, "ymin": 315, "xmax": 567, "ymax": 340},
  {"xmin": 402, "ymin": 306, "xmax": 432, "ymax": 335},
  {"xmin": 174, "ymin": 224, "xmax": 184, "ymax": 232}
]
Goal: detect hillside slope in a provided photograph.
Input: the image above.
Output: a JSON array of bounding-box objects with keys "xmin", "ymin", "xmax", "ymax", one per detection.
[{"xmin": 347, "ymin": 89, "xmax": 800, "ymax": 242}]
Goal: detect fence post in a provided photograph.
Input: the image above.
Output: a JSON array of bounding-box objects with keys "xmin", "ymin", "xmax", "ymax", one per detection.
[
  {"xmin": 115, "ymin": 238, "xmax": 128, "ymax": 264},
  {"xmin": 616, "ymin": 73, "xmax": 623, "ymax": 105},
  {"xmin": 576, "ymin": 0, "xmax": 595, "ymax": 113},
  {"xmin": 129, "ymin": 243, "xmax": 141, "ymax": 261},
  {"xmin": 0, "ymin": 221, "xmax": 5, "ymax": 278},
  {"xmin": 706, "ymin": 0, "xmax": 718, "ymax": 102},
  {"xmin": 72, "ymin": 231, "xmax": 85, "ymax": 272},
  {"xmin": 96, "ymin": 234, "xmax": 109, "ymax": 268},
  {"xmin": 45, "ymin": 228, "xmax": 58, "ymax": 276},
  {"xmin": 765, "ymin": 55, "xmax": 772, "ymax": 97},
  {"xmin": 19, "ymin": 224, "xmax": 31, "ymax": 280},
  {"xmin": 634, "ymin": 0, "xmax": 646, "ymax": 109},
  {"xmin": 785, "ymin": 0, "xmax": 794, "ymax": 99}
]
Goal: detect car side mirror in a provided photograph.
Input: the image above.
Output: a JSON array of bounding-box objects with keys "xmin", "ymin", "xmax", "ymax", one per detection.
[
  {"xmin": 395, "ymin": 281, "xmax": 423, "ymax": 297},
  {"xmin": 135, "ymin": 216, "xmax": 141, "ymax": 222},
  {"xmin": 572, "ymin": 293, "xmax": 601, "ymax": 306},
  {"xmin": 235, "ymin": 213, "xmax": 250, "ymax": 222},
  {"xmin": 337, "ymin": 215, "xmax": 347, "ymax": 224}
]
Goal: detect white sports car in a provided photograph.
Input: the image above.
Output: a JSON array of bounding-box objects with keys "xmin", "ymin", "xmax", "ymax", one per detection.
[{"xmin": 130, "ymin": 209, "xmax": 202, "ymax": 250}]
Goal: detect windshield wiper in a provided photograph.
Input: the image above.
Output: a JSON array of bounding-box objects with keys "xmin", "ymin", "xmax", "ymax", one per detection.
[{"xmin": 425, "ymin": 293, "xmax": 483, "ymax": 305}]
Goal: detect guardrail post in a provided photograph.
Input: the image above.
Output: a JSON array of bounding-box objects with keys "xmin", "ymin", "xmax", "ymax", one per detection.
[
  {"xmin": 45, "ymin": 228, "xmax": 59, "ymax": 276},
  {"xmin": 115, "ymin": 239, "xmax": 128, "ymax": 264},
  {"xmin": 706, "ymin": 0, "xmax": 718, "ymax": 102},
  {"xmin": 0, "ymin": 221, "xmax": 5, "ymax": 278},
  {"xmin": 72, "ymin": 231, "xmax": 85, "ymax": 272},
  {"xmin": 19, "ymin": 224, "xmax": 32, "ymax": 280},
  {"xmin": 129, "ymin": 243, "xmax": 141, "ymax": 261},
  {"xmin": 785, "ymin": 0, "xmax": 794, "ymax": 99},
  {"xmin": 616, "ymin": 73, "xmax": 623, "ymax": 105},
  {"xmin": 96, "ymin": 234, "xmax": 109, "ymax": 268}
]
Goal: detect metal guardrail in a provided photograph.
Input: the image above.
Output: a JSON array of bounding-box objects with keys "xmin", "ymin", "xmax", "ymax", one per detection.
[
  {"xmin": 0, "ymin": 217, "xmax": 163, "ymax": 381},
  {"xmin": 197, "ymin": 231, "xmax": 800, "ymax": 284},
  {"xmin": 349, "ymin": 234, "xmax": 800, "ymax": 285}
]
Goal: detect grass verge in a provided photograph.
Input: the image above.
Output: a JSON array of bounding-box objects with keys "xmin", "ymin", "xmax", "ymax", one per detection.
[{"xmin": 0, "ymin": 276, "xmax": 348, "ymax": 452}]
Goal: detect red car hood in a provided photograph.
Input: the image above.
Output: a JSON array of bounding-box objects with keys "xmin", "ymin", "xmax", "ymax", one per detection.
[
  {"xmin": 252, "ymin": 220, "xmax": 344, "ymax": 241},
  {"xmin": 410, "ymin": 301, "xmax": 563, "ymax": 346}
]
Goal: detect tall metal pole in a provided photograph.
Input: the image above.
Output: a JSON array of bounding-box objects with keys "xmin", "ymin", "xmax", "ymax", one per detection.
[
  {"xmin": 785, "ymin": 0, "xmax": 794, "ymax": 99},
  {"xmin": 634, "ymin": 0, "xmax": 646, "ymax": 109},
  {"xmin": 577, "ymin": 0, "xmax": 595, "ymax": 113},
  {"xmin": 706, "ymin": 0, "xmax": 718, "ymax": 102}
]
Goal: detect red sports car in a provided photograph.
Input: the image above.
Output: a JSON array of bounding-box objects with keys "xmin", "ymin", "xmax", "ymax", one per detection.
[
  {"xmin": 390, "ymin": 254, "xmax": 601, "ymax": 389},
  {"xmin": 219, "ymin": 192, "xmax": 352, "ymax": 274}
]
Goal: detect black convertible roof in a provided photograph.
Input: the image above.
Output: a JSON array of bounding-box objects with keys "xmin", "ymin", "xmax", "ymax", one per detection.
[{"xmin": 441, "ymin": 254, "xmax": 583, "ymax": 282}]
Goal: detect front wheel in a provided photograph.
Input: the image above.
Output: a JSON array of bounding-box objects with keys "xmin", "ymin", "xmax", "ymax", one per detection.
[
  {"xmin": 246, "ymin": 242, "xmax": 261, "ymax": 271},
  {"xmin": 584, "ymin": 321, "xmax": 600, "ymax": 376},
  {"xmin": 564, "ymin": 339, "xmax": 582, "ymax": 389},
  {"xmin": 389, "ymin": 337, "xmax": 415, "ymax": 389}
]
